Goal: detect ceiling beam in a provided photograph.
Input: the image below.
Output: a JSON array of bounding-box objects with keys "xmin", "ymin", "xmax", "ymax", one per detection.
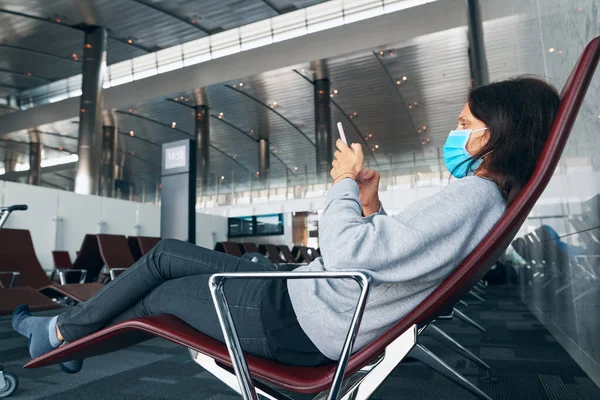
[
  {"xmin": 129, "ymin": 0, "xmax": 212, "ymax": 35},
  {"xmin": 115, "ymin": 109, "xmax": 194, "ymax": 137},
  {"xmin": 167, "ymin": 98, "xmax": 298, "ymax": 175},
  {"xmin": 0, "ymin": 43, "xmax": 80, "ymax": 63},
  {"xmin": 0, "ymin": 0, "xmax": 468, "ymax": 135},
  {"xmin": 225, "ymin": 84, "xmax": 316, "ymax": 147},
  {"xmin": 0, "ymin": 83, "xmax": 26, "ymax": 91},
  {"xmin": 0, "ymin": 8, "xmax": 152, "ymax": 53},
  {"xmin": 0, "ymin": 67, "xmax": 53, "ymax": 82},
  {"xmin": 259, "ymin": 0, "xmax": 281, "ymax": 15},
  {"xmin": 117, "ymin": 108, "xmax": 254, "ymax": 175},
  {"xmin": 372, "ymin": 51, "xmax": 421, "ymax": 137}
]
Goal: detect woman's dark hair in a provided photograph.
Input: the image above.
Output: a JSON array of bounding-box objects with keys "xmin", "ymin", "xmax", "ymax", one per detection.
[{"xmin": 462, "ymin": 76, "xmax": 560, "ymax": 206}]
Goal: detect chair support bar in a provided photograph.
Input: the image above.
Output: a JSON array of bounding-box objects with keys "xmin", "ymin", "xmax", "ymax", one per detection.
[
  {"xmin": 0, "ymin": 271, "xmax": 20, "ymax": 288},
  {"xmin": 209, "ymin": 271, "xmax": 371, "ymax": 400},
  {"xmin": 58, "ymin": 269, "xmax": 88, "ymax": 285}
]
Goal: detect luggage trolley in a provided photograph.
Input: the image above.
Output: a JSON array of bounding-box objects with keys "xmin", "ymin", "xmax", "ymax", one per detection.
[{"xmin": 0, "ymin": 204, "xmax": 27, "ymax": 398}]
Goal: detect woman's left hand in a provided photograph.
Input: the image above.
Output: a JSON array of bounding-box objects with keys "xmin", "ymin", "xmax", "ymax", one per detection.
[{"xmin": 330, "ymin": 140, "xmax": 364, "ymax": 184}]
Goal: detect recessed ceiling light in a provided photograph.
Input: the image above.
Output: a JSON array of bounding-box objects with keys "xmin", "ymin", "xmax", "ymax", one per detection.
[
  {"xmin": 239, "ymin": 82, "xmax": 244, "ymax": 87},
  {"xmin": 129, "ymin": 131, "xmax": 134, "ymax": 136},
  {"xmin": 423, "ymin": 125, "xmax": 427, "ymax": 130},
  {"xmin": 333, "ymin": 89, "xmax": 338, "ymax": 94},
  {"xmin": 85, "ymin": 44, "xmax": 92, "ymax": 49},
  {"xmin": 171, "ymin": 122, "xmax": 177, "ymax": 128},
  {"xmin": 233, "ymin": 154, "xmax": 237, "ymax": 160},
  {"xmin": 549, "ymin": 47, "xmax": 555, "ymax": 52},
  {"xmin": 375, "ymin": 145, "xmax": 379, "ymax": 149},
  {"xmin": 256, "ymin": 171, "xmax": 260, "ymax": 176},
  {"xmin": 220, "ymin": 176, "xmax": 225, "ymax": 180},
  {"xmin": 128, "ymin": 38, "xmax": 134, "ymax": 44},
  {"xmin": 379, "ymin": 51, "xmax": 384, "ymax": 55},
  {"xmin": 368, "ymin": 134, "xmax": 373, "ymax": 138}
]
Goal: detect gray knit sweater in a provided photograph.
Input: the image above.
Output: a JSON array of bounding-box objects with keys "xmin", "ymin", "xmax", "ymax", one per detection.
[{"xmin": 287, "ymin": 176, "xmax": 506, "ymax": 360}]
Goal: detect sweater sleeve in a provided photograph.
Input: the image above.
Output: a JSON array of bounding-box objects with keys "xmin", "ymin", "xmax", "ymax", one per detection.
[{"xmin": 318, "ymin": 177, "xmax": 501, "ymax": 284}]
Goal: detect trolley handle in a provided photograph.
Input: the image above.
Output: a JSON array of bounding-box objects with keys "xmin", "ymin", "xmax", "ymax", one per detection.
[{"xmin": 5, "ymin": 205, "xmax": 28, "ymax": 212}]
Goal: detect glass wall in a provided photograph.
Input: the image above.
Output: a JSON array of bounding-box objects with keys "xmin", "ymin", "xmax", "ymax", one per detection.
[{"xmin": 480, "ymin": 0, "xmax": 600, "ymax": 386}]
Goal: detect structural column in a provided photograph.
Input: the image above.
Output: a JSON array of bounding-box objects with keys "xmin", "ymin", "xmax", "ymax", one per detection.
[
  {"xmin": 99, "ymin": 109, "xmax": 117, "ymax": 197},
  {"xmin": 258, "ymin": 138, "xmax": 270, "ymax": 180},
  {"xmin": 27, "ymin": 129, "xmax": 42, "ymax": 186},
  {"xmin": 3, "ymin": 151, "xmax": 18, "ymax": 180},
  {"xmin": 467, "ymin": 0, "xmax": 489, "ymax": 88},
  {"xmin": 195, "ymin": 105, "xmax": 210, "ymax": 193},
  {"xmin": 314, "ymin": 78, "xmax": 332, "ymax": 177},
  {"xmin": 74, "ymin": 26, "xmax": 107, "ymax": 195}
]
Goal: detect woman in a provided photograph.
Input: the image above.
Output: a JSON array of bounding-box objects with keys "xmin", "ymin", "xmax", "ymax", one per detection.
[{"xmin": 13, "ymin": 77, "xmax": 559, "ymax": 373}]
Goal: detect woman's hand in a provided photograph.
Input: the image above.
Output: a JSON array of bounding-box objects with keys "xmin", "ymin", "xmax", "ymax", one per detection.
[
  {"xmin": 330, "ymin": 140, "xmax": 364, "ymax": 184},
  {"xmin": 358, "ymin": 169, "xmax": 381, "ymax": 217}
]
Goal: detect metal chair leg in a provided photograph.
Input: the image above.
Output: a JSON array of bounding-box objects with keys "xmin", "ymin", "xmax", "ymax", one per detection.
[
  {"xmin": 467, "ymin": 290, "xmax": 485, "ymax": 303},
  {"xmin": 427, "ymin": 324, "xmax": 491, "ymax": 371},
  {"xmin": 453, "ymin": 308, "xmax": 486, "ymax": 334},
  {"xmin": 458, "ymin": 300, "xmax": 469, "ymax": 308},
  {"xmin": 472, "ymin": 286, "xmax": 486, "ymax": 296},
  {"xmin": 408, "ymin": 344, "xmax": 492, "ymax": 400},
  {"xmin": 477, "ymin": 281, "xmax": 486, "ymax": 290}
]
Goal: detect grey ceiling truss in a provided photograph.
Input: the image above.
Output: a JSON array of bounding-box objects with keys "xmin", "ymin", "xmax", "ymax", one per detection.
[{"xmin": 225, "ymin": 84, "xmax": 316, "ymax": 147}]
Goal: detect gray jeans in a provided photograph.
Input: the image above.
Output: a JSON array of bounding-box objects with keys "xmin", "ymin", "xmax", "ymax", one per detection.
[{"xmin": 57, "ymin": 239, "xmax": 331, "ymax": 366}]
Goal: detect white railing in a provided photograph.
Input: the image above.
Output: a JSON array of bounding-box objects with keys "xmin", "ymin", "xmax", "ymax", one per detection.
[{"xmin": 18, "ymin": 0, "xmax": 438, "ymax": 109}]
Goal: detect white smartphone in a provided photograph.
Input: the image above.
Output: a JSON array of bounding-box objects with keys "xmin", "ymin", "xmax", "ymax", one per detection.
[{"xmin": 336, "ymin": 122, "xmax": 348, "ymax": 145}]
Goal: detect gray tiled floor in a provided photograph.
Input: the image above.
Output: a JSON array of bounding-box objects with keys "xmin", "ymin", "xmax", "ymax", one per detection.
[{"xmin": 2, "ymin": 285, "xmax": 599, "ymax": 399}]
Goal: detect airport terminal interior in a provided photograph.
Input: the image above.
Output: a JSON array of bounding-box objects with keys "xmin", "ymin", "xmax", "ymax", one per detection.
[{"xmin": 0, "ymin": 0, "xmax": 599, "ymax": 399}]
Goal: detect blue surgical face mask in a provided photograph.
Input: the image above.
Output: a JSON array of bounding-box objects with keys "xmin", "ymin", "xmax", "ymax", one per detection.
[{"xmin": 443, "ymin": 127, "xmax": 488, "ymax": 178}]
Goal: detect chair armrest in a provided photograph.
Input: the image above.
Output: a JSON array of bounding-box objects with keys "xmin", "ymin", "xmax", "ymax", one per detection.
[
  {"xmin": 209, "ymin": 270, "xmax": 371, "ymax": 400},
  {"xmin": 0, "ymin": 271, "xmax": 20, "ymax": 288},
  {"xmin": 59, "ymin": 269, "xmax": 88, "ymax": 285},
  {"xmin": 109, "ymin": 268, "xmax": 128, "ymax": 280}
]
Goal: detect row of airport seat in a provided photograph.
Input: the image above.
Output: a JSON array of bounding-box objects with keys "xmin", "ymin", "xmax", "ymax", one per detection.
[
  {"xmin": 214, "ymin": 241, "xmax": 320, "ymax": 263},
  {"xmin": 0, "ymin": 229, "xmax": 160, "ymax": 315}
]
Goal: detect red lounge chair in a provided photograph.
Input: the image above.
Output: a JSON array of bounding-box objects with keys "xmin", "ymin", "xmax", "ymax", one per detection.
[
  {"xmin": 0, "ymin": 229, "xmax": 103, "ymax": 303},
  {"xmin": 240, "ymin": 243, "xmax": 260, "ymax": 255},
  {"xmin": 137, "ymin": 236, "xmax": 161, "ymax": 256},
  {"xmin": 260, "ymin": 244, "xmax": 286, "ymax": 263},
  {"xmin": 278, "ymin": 245, "xmax": 298, "ymax": 263},
  {"xmin": 97, "ymin": 234, "xmax": 136, "ymax": 280},
  {"xmin": 24, "ymin": 36, "xmax": 600, "ymax": 400},
  {"xmin": 71, "ymin": 234, "xmax": 106, "ymax": 283},
  {"xmin": 127, "ymin": 236, "xmax": 143, "ymax": 261},
  {"xmin": 215, "ymin": 242, "xmax": 244, "ymax": 257}
]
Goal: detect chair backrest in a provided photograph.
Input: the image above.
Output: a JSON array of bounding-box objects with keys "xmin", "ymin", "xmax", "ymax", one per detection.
[
  {"xmin": 0, "ymin": 228, "xmax": 51, "ymax": 289},
  {"xmin": 127, "ymin": 236, "xmax": 143, "ymax": 261},
  {"xmin": 72, "ymin": 234, "xmax": 106, "ymax": 283},
  {"xmin": 52, "ymin": 251, "xmax": 73, "ymax": 269},
  {"xmin": 262, "ymin": 244, "xmax": 285, "ymax": 262},
  {"xmin": 137, "ymin": 236, "xmax": 161, "ymax": 256},
  {"xmin": 97, "ymin": 234, "xmax": 135, "ymax": 270},
  {"xmin": 223, "ymin": 242, "xmax": 243, "ymax": 257},
  {"xmin": 214, "ymin": 242, "xmax": 243, "ymax": 257},
  {"xmin": 278, "ymin": 245, "xmax": 297, "ymax": 263},
  {"xmin": 241, "ymin": 243, "xmax": 260, "ymax": 255},
  {"xmin": 346, "ymin": 36, "xmax": 600, "ymax": 372}
]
